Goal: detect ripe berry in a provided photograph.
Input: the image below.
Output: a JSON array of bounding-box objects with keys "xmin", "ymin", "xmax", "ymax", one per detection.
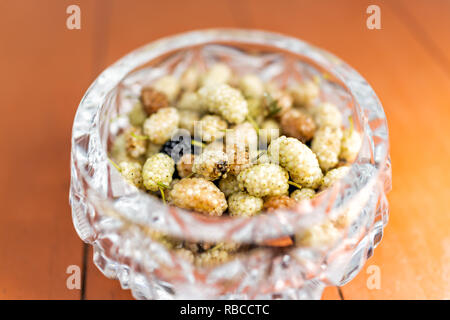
[
  {"xmin": 142, "ymin": 153, "xmax": 175, "ymax": 192},
  {"xmin": 140, "ymin": 87, "xmax": 169, "ymax": 115},
  {"xmin": 228, "ymin": 191, "xmax": 263, "ymax": 217},
  {"xmin": 168, "ymin": 178, "xmax": 228, "ymax": 216}
]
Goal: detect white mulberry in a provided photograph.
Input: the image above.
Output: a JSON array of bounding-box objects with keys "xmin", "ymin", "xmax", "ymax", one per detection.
[
  {"xmin": 340, "ymin": 126, "xmax": 362, "ymax": 162},
  {"xmin": 119, "ymin": 161, "xmax": 143, "ymax": 188},
  {"xmin": 162, "ymin": 178, "xmax": 180, "ymax": 200},
  {"xmin": 198, "ymin": 84, "xmax": 248, "ymax": 124},
  {"xmin": 180, "ymin": 66, "xmax": 200, "ymax": 92},
  {"xmin": 254, "ymin": 150, "xmax": 271, "ymax": 164},
  {"xmin": 259, "ymin": 119, "xmax": 280, "ymax": 146},
  {"xmin": 239, "ymin": 74, "xmax": 264, "ymax": 98},
  {"xmin": 178, "ymin": 110, "xmax": 200, "ymax": 135},
  {"xmin": 218, "ymin": 174, "xmax": 240, "ymax": 197},
  {"xmin": 314, "ymin": 102, "xmax": 342, "ymax": 128},
  {"xmin": 311, "ymin": 126, "xmax": 343, "ymax": 171},
  {"xmin": 176, "ymin": 153, "xmax": 195, "ymax": 178},
  {"xmin": 201, "ymin": 63, "xmax": 232, "ymax": 86},
  {"xmin": 195, "ymin": 247, "xmax": 231, "ymax": 267},
  {"xmin": 198, "ymin": 114, "xmax": 227, "ymax": 142},
  {"xmin": 145, "ymin": 142, "xmax": 162, "ymax": 158},
  {"xmin": 143, "ymin": 107, "xmax": 179, "ymax": 145},
  {"xmin": 264, "ymin": 83, "xmax": 293, "ymax": 116},
  {"xmin": 237, "ymin": 163, "xmax": 289, "ymax": 197},
  {"xmin": 153, "ymin": 75, "xmax": 180, "ymax": 102},
  {"xmin": 125, "ymin": 127, "xmax": 147, "ymax": 158},
  {"xmin": 177, "ymin": 91, "xmax": 203, "ymax": 112},
  {"xmin": 110, "ymin": 133, "xmax": 132, "ymax": 163},
  {"xmin": 226, "ymin": 144, "xmax": 252, "ymax": 176},
  {"xmin": 246, "ymin": 97, "xmax": 265, "ymax": 124},
  {"xmin": 289, "ymin": 80, "xmax": 320, "ymax": 107},
  {"xmin": 142, "ymin": 153, "xmax": 175, "ymax": 192},
  {"xmin": 291, "ymin": 188, "xmax": 316, "ymax": 202},
  {"xmin": 144, "ymin": 228, "xmax": 181, "ymax": 249},
  {"xmin": 225, "ymin": 122, "xmax": 258, "ymax": 152},
  {"xmin": 321, "ymin": 166, "xmax": 350, "ymax": 190},
  {"xmin": 296, "ymin": 221, "xmax": 341, "ymax": 247},
  {"xmin": 192, "ymin": 149, "xmax": 229, "ymax": 180},
  {"xmin": 174, "ymin": 248, "xmax": 195, "ymax": 263},
  {"xmin": 228, "ymin": 191, "xmax": 263, "ymax": 217},
  {"xmin": 128, "ymin": 101, "xmax": 147, "ymax": 127},
  {"xmin": 168, "ymin": 178, "xmax": 227, "ymax": 216},
  {"xmin": 203, "ymin": 140, "xmax": 225, "ymax": 153},
  {"xmin": 268, "ymin": 136, "xmax": 322, "ymax": 188},
  {"xmin": 263, "ymin": 195, "xmax": 296, "ymax": 212}
]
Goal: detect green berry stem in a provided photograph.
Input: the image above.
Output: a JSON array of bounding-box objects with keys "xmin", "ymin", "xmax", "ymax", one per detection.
[
  {"xmin": 159, "ymin": 185, "xmax": 166, "ymax": 204},
  {"xmin": 185, "ymin": 172, "xmax": 195, "ymax": 179},
  {"xmin": 156, "ymin": 181, "xmax": 169, "ymax": 204},
  {"xmin": 108, "ymin": 158, "xmax": 122, "ymax": 172},
  {"xmin": 288, "ymin": 181, "xmax": 303, "ymax": 189},
  {"xmin": 246, "ymin": 114, "xmax": 259, "ymax": 134},
  {"xmin": 348, "ymin": 116, "xmax": 354, "ymax": 134},
  {"xmin": 264, "ymin": 92, "xmax": 281, "ymax": 117},
  {"xmin": 210, "ymin": 242, "xmax": 224, "ymax": 252},
  {"xmin": 156, "ymin": 182, "xmax": 170, "ymax": 189},
  {"xmin": 130, "ymin": 131, "xmax": 149, "ymax": 140},
  {"xmin": 191, "ymin": 140, "xmax": 206, "ymax": 148}
]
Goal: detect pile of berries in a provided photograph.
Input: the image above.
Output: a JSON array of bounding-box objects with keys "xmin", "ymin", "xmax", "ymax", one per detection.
[{"xmin": 109, "ymin": 63, "xmax": 362, "ymax": 266}]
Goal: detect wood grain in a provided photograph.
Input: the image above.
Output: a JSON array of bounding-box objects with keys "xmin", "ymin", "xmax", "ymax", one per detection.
[
  {"xmin": 83, "ymin": 246, "xmax": 133, "ymax": 300},
  {"xmin": 0, "ymin": 0, "xmax": 448, "ymax": 300},
  {"xmin": 0, "ymin": 0, "xmax": 98, "ymax": 299},
  {"xmin": 394, "ymin": 0, "xmax": 450, "ymax": 74}
]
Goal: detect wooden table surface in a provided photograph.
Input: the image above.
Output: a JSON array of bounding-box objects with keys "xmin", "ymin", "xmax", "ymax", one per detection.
[{"xmin": 0, "ymin": 0, "xmax": 449, "ymax": 300}]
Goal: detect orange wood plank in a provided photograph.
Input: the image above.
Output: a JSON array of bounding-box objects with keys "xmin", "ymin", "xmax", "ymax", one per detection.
[
  {"xmin": 321, "ymin": 287, "xmax": 342, "ymax": 300},
  {"xmin": 0, "ymin": 0, "xmax": 98, "ymax": 299},
  {"xmin": 102, "ymin": 0, "xmax": 240, "ymax": 66},
  {"xmin": 394, "ymin": 0, "xmax": 450, "ymax": 74},
  {"xmin": 84, "ymin": 246, "xmax": 134, "ymax": 300}
]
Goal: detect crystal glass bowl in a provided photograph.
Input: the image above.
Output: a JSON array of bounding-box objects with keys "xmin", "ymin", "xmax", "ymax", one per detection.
[{"xmin": 70, "ymin": 29, "xmax": 391, "ymax": 300}]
